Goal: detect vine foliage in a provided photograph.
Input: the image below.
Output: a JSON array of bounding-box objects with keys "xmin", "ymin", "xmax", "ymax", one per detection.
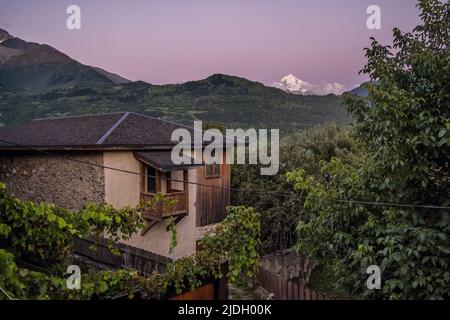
[{"xmin": 0, "ymin": 182, "xmax": 260, "ymax": 300}]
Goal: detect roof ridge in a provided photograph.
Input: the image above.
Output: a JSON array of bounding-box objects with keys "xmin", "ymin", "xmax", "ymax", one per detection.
[
  {"xmin": 96, "ymin": 112, "xmax": 130, "ymax": 145},
  {"xmin": 128, "ymin": 112, "xmax": 201, "ymax": 132},
  {"xmin": 31, "ymin": 111, "xmax": 193, "ymax": 131},
  {"xmin": 128, "ymin": 112, "xmax": 235, "ymax": 144},
  {"xmin": 32, "ymin": 112, "xmax": 128, "ymax": 121}
]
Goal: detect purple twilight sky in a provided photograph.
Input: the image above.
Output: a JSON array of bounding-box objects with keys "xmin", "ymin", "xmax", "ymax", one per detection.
[{"xmin": 0, "ymin": 0, "xmax": 420, "ymax": 89}]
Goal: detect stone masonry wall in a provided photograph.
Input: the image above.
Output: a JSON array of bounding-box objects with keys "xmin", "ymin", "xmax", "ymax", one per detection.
[{"xmin": 0, "ymin": 151, "xmax": 104, "ymax": 210}]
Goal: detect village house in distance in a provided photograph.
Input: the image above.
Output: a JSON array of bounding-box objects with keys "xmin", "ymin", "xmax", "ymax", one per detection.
[{"xmin": 0, "ymin": 112, "xmax": 231, "ymax": 262}]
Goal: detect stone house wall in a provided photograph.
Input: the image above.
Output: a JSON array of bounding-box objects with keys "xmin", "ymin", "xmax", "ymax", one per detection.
[{"xmin": 0, "ymin": 151, "xmax": 104, "ymax": 211}]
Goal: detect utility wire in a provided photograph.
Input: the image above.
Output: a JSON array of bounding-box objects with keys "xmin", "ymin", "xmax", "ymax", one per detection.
[
  {"xmin": 0, "ymin": 138, "xmax": 449, "ymax": 211},
  {"xmin": 0, "ymin": 285, "xmax": 14, "ymax": 300}
]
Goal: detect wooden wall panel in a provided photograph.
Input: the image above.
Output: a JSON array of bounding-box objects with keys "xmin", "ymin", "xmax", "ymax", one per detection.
[{"xmin": 196, "ymin": 151, "xmax": 231, "ymax": 226}]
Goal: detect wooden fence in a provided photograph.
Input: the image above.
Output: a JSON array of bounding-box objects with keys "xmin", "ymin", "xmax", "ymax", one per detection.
[
  {"xmin": 257, "ymin": 267, "xmax": 329, "ymax": 300},
  {"xmin": 74, "ymin": 237, "xmax": 171, "ymax": 275},
  {"xmin": 75, "ymin": 238, "xmax": 229, "ymax": 300}
]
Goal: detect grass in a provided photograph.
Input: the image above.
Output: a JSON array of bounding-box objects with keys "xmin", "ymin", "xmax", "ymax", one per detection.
[
  {"xmin": 306, "ymin": 264, "xmax": 357, "ymax": 300},
  {"xmin": 228, "ymin": 276, "xmax": 255, "ymax": 300}
]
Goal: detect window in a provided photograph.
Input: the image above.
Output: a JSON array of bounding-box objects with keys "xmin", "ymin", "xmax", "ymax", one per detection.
[
  {"xmin": 205, "ymin": 163, "xmax": 220, "ymax": 178},
  {"xmin": 146, "ymin": 165, "xmax": 156, "ymax": 193}
]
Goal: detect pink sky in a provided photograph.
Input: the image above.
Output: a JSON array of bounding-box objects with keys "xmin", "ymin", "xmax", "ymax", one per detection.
[{"xmin": 0, "ymin": 0, "xmax": 420, "ymax": 89}]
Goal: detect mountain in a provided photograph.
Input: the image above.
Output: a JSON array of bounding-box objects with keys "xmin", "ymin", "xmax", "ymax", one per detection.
[
  {"xmin": 0, "ymin": 73, "xmax": 350, "ymax": 132},
  {"xmin": 272, "ymin": 74, "xmax": 346, "ymax": 96},
  {"xmin": 90, "ymin": 66, "xmax": 131, "ymax": 85},
  {"xmin": 0, "ymin": 29, "xmax": 130, "ymax": 95},
  {"xmin": 0, "ymin": 30, "xmax": 350, "ymax": 132},
  {"xmin": 272, "ymin": 74, "xmax": 314, "ymax": 95},
  {"xmin": 348, "ymin": 82, "xmax": 370, "ymax": 97},
  {"xmin": 0, "ymin": 29, "xmax": 12, "ymax": 43}
]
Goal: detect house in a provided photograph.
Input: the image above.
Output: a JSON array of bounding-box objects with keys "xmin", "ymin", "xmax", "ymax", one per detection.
[{"xmin": 0, "ymin": 112, "xmax": 231, "ymax": 260}]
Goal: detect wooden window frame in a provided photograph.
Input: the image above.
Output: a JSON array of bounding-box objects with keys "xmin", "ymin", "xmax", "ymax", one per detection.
[
  {"xmin": 205, "ymin": 163, "xmax": 221, "ymax": 179},
  {"xmin": 144, "ymin": 165, "xmax": 160, "ymax": 193}
]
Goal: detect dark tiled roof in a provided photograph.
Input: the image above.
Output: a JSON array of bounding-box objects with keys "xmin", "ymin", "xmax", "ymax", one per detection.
[
  {"xmin": 102, "ymin": 113, "xmax": 191, "ymax": 146},
  {"xmin": 134, "ymin": 151, "xmax": 202, "ymax": 172},
  {"xmin": 0, "ymin": 112, "xmax": 194, "ymax": 150}
]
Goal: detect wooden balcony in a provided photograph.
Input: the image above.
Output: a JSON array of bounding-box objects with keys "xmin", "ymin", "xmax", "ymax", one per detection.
[
  {"xmin": 141, "ymin": 191, "xmax": 188, "ymax": 218},
  {"xmin": 140, "ymin": 191, "xmax": 188, "ymax": 235}
]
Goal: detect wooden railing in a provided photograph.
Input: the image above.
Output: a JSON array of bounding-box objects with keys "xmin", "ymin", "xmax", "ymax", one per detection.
[{"xmin": 141, "ymin": 191, "xmax": 188, "ymax": 219}]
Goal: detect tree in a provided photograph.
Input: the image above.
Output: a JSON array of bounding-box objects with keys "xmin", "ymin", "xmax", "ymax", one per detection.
[
  {"xmin": 287, "ymin": 0, "xmax": 449, "ymax": 299},
  {"xmin": 232, "ymin": 123, "xmax": 359, "ymax": 252}
]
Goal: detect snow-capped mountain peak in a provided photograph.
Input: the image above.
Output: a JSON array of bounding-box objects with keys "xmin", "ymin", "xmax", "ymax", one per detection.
[
  {"xmin": 272, "ymin": 74, "xmax": 346, "ymax": 96},
  {"xmin": 273, "ymin": 74, "xmax": 311, "ymax": 94}
]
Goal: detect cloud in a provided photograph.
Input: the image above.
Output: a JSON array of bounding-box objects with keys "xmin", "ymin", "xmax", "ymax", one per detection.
[{"xmin": 322, "ymin": 82, "xmax": 347, "ymax": 95}]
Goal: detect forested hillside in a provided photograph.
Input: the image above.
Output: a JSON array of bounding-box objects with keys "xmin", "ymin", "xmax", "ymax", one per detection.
[{"xmin": 0, "ymin": 74, "xmax": 350, "ymax": 131}]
